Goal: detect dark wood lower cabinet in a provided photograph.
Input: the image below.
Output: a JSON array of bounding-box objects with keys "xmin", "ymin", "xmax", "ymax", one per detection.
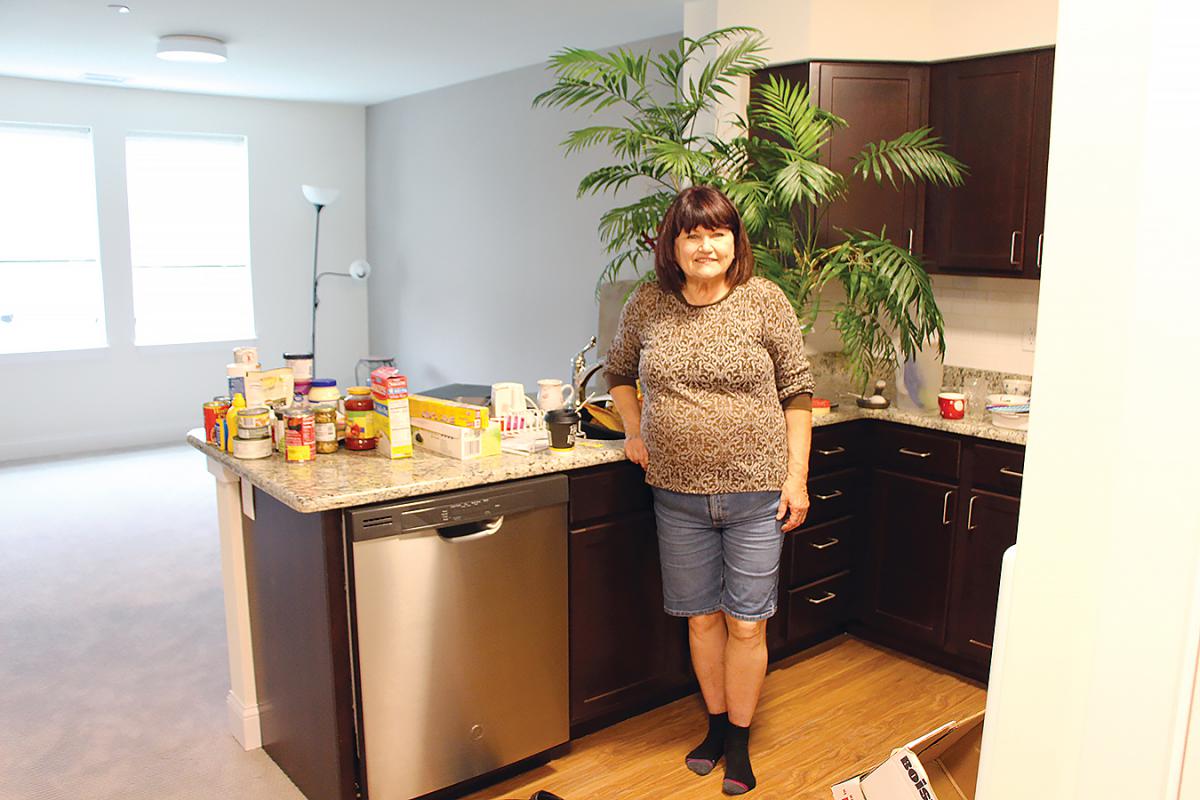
[
  {"xmin": 864, "ymin": 470, "xmax": 956, "ymax": 646},
  {"xmin": 946, "ymin": 489, "xmax": 1020, "ymax": 664}
]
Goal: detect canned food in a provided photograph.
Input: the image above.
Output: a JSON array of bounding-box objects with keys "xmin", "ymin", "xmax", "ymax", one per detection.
[
  {"xmin": 203, "ymin": 400, "xmax": 230, "ymax": 445},
  {"xmin": 233, "ymin": 436, "xmax": 273, "ymax": 460},
  {"xmin": 237, "ymin": 406, "xmax": 271, "ymax": 431},
  {"xmin": 238, "ymin": 424, "xmax": 271, "ymax": 440},
  {"xmin": 314, "ymin": 404, "xmax": 338, "ymax": 454},
  {"xmin": 284, "ymin": 408, "xmax": 315, "ymax": 463}
]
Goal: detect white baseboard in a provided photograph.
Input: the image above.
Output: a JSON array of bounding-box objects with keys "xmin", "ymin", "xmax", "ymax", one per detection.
[{"xmin": 226, "ymin": 690, "xmax": 262, "ymax": 750}]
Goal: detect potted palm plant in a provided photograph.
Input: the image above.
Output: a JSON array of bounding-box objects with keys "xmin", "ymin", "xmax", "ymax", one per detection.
[{"xmin": 533, "ymin": 27, "xmax": 966, "ymax": 397}]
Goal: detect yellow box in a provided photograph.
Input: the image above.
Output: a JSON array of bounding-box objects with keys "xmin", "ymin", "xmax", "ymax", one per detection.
[
  {"xmin": 408, "ymin": 395, "xmax": 489, "ymax": 430},
  {"xmin": 374, "ymin": 396, "xmax": 413, "ymax": 459}
]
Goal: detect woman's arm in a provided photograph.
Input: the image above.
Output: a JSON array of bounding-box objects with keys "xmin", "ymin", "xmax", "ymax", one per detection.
[
  {"xmin": 777, "ymin": 406, "xmax": 812, "ymax": 532},
  {"xmin": 610, "ymin": 384, "xmax": 648, "ymax": 468}
]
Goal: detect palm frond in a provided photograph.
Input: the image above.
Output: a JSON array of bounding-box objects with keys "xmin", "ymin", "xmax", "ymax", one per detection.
[{"xmin": 852, "ymin": 127, "xmax": 968, "ymax": 188}]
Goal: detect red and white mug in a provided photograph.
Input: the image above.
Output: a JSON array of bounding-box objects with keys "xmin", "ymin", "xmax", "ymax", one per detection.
[{"xmin": 937, "ymin": 391, "xmax": 966, "ymax": 420}]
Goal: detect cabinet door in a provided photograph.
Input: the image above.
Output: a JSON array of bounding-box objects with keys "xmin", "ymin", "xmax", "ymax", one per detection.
[
  {"xmin": 864, "ymin": 470, "xmax": 956, "ymax": 646},
  {"xmin": 568, "ymin": 511, "xmax": 686, "ymax": 726},
  {"xmin": 1023, "ymin": 50, "xmax": 1054, "ymax": 276},
  {"xmin": 946, "ymin": 490, "xmax": 1020, "ymax": 664},
  {"xmin": 926, "ymin": 52, "xmax": 1040, "ymax": 274},
  {"xmin": 813, "ymin": 62, "xmax": 930, "ymax": 252}
]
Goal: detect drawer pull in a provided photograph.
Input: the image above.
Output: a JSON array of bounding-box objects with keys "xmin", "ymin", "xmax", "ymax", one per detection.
[
  {"xmin": 969, "ymin": 638, "xmax": 993, "ymax": 651},
  {"xmin": 942, "ymin": 491, "xmax": 953, "ymax": 525},
  {"xmin": 1009, "ymin": 231, "xmax": 1021, "ymax": 265},
  {"xmin": 814, "ymin": 489, "xmax": 843, "ymax": 501},
  {"xmin": 899, "ymin": 448, "xmax": 932, "ymax": 458},
  {"xmin": 809, "ymin": 537, "xmax": 840, "ymax": 551},
  {"xmin": 807, "ymin": 591, "xmax": 837, "ymax": 605},
  {"xmin": 999, "ymin": 466, "xmax": 1024, "ymax": 478},
  {"xmin": 967, "ymin": 495, "xmax": 978, "ymax": 531},
  {"xmin": 816, "ymin": 446, "xmax": 846, "ymax": 456}
]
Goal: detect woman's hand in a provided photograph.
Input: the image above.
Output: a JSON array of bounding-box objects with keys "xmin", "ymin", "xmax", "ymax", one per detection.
[
  {"xmin": 777, "ymin": 476, "xmax": 809, "ymax": 533},
  {"xmin": 624, "ymin": 435, "xmax": 649, "ymax": 468}
]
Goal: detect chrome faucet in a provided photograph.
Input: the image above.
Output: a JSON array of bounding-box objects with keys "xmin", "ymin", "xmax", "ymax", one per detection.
[{"xmin": 571, "ymin": 336, "xmax": 601, "ymax": 409}]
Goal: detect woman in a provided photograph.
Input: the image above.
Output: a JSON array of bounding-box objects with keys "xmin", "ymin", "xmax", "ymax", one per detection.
[{"xmin": 605, "ymin": 185, "xmax": 814, "ymax": 795}]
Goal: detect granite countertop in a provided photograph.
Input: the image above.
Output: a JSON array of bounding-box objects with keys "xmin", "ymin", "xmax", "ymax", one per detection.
[{"xmin": 187, "ymin": 405, "xmax": 1023, "ymax": 514}]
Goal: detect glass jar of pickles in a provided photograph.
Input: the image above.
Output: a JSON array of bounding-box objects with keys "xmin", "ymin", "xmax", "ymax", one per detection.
[{"xmin": 314, "ymin": 404, "xmax": 339, "ymax": 454}]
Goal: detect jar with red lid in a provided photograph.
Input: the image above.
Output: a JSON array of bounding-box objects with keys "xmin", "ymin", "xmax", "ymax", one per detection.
[{"xmin": 344, "ymin": 386, "xmax": 376, "ymax": 450}]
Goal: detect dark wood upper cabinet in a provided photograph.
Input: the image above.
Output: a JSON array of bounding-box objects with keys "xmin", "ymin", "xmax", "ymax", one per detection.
[
  {"xmin": 755, "ymin": 62, "xmax": 930, "ymax": 251},
  {"xmin": 926, "ymin": 49, "xmax": 1054, "ymax": 277}
]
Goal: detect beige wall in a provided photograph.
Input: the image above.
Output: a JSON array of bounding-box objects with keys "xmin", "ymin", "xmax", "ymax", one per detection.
[{"xmin": 683, "ymin": 0, "xmax": 1055, "ymax": 374}]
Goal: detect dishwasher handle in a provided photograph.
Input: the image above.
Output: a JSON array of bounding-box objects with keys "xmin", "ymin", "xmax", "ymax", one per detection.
[{"xmin": 437, "ymin": 516, "xmax": 504, "ymax": 542}]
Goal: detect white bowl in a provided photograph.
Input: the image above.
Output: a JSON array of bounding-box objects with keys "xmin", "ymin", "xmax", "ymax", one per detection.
[
  {"xmin": 1003, "ymin": 379, "xmax": 1032, "ymax": 396},
  {"xmin": 987, "ymin": 393, "xmax": 1030, "ymax": 430}
]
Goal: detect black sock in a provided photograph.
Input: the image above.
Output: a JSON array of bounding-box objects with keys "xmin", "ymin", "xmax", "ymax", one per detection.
[
  {"xmin": 684, "ymin": 711, "xmax": 728, "ymax": 775},
  {"xmin": 722, "ymin": 722, "xmax": 756, "ymax": 794}
]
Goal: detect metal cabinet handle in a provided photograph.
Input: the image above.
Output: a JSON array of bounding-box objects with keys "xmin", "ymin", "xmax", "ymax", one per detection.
[
  {"xmin": 969, "ymin": 638, "xmax": 993, "ymax": 651},
  {"xmin": 942, "ymin": 491, "xmax": 953, "ymax": 525},
  {"xmin": 809, "ymin": 537, "xmax": 840, "ymax": 550},
  {"xmin": 899, "ymin": 448, "xmax": 931, "ymax": 458},
  {"xmin": 1009, "ymin": 231, "xmax": 1021, "ymax": 265},
  {"xmin": 999, "ymin": 466, "xmax": 1024, "ymax": 478},
  {"xmin": 817, "ymin": 446, "xmax": 845, "ymax": 456},
  {"xmin": 814, "ymin": 489, "xmax": 843, "ymax": 501},
  {"xmin": 1036, "ymin": 233, "xmax": 1043, "ymax": 269},
  {"xmin": 907, "ymin": 228, "xmax": 914, "ymax": 253},
  {"xmin": 967, "ymin": 495, "xmax": 978, "ymax": 531},
  {"xmin": 808, "ymin": 591, "xmax": 837, "ymax": 605}
]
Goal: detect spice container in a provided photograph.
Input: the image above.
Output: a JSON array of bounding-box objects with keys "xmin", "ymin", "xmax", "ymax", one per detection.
[
  {"xmin": 344, "ymin": 386, "xmax": 376, "ymax": 451},
  {"xmin": 314, "ymin": 404, "xmax": 339, "ymax": 453},
  {"xmin": 284, "ymin": 408, "xmax": 315, "ymax": 463}
]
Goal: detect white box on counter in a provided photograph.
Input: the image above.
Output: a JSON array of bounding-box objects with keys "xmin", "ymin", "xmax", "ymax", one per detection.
[{"xmin": 410, "ymin": 416, "xmax": 500, "ymax": 460}]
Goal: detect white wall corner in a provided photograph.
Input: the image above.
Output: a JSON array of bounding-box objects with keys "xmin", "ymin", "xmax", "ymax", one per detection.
[{"xmin": 226, "ymin": 690, "xmax": 263, "ymax": 751}]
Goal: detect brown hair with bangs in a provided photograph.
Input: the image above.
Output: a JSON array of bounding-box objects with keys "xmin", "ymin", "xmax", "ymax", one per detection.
[{"xmin": 654, "ymin": 185, "xmax": 754, "ymax": 293}]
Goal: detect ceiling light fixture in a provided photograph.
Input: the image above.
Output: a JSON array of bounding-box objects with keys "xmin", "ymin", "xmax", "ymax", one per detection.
[
  {"xmin": 108, "ymin": 4, "xmax": 131, "ymax": 13},
  {"xmin": 156, "ymin": 34, "xmax": 227, "ymax": 63}
]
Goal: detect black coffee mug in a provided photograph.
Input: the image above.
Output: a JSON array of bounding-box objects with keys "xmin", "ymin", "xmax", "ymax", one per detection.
[{"xmin": 544, "ymin": 408, "xmax": 580, "ymax": 451}]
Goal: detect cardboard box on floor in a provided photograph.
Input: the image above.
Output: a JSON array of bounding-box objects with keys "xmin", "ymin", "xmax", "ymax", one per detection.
[{"xmin": 831, "ymin": 710, "xmax": 985, "ymax": 800}]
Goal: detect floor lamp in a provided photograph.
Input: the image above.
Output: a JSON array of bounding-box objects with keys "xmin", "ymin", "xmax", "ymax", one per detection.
[{"xmin": 302, "ymin": 184, "xmax": 340, "ymax": 374}]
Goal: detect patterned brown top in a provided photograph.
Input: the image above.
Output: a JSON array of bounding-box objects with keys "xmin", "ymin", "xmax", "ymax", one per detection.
[{"xmin": 605, "ymin": 276, "xmax": 815, "ymax": 494}]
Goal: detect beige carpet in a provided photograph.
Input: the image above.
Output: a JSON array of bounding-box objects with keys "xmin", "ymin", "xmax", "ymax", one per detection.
[{"xmin": 0, "ymin": 445, "xmax": 304, "ymax": 800}]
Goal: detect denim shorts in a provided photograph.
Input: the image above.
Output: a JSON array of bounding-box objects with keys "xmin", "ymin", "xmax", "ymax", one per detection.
[{"xmin": 651, "ymin": 487, "xmax": 785, "ymax": 622}]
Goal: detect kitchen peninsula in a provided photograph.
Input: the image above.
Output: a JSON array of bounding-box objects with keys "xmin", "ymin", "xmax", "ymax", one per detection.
[{"xmin": 190, "ymin": 405, "xmax": 1026, "ymax": 800}]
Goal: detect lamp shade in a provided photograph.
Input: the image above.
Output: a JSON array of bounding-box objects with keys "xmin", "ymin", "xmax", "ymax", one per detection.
[
  {"xmin": 302, "ymin": 185, "xmax": 341, "ymax": 207},
  {"xmin": 157, "ymin": 35, "xmax": 227, "ymax": 63},
  {"xmin": 348, "ymin": 260, "xmax": 372, "ymax": 280}
]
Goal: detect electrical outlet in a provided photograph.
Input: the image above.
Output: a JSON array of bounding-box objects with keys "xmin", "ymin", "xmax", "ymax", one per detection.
[{"xmin": 1022, "ymin": 326, "xmax": 1036, "ymax": 351}]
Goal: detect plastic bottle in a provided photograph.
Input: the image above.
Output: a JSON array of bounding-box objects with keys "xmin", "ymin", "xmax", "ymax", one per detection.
[{"xmin": 224, "ymin": 393, "xmax": 246, "ymax": 451}]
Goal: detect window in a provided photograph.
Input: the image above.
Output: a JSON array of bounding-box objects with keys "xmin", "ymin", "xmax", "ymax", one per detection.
[
  {"xmin": 125, "ymin": 132, "xmax": 254, "ymax": 345},
  {"xmin": 0, "ymin": 123, "xmax": 107, "ymax": 354}
]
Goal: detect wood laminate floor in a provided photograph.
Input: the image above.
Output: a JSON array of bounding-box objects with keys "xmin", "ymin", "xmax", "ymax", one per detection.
[{"xmin": 462, "ymin": 635, "xmax": 986, "ymax": 800}]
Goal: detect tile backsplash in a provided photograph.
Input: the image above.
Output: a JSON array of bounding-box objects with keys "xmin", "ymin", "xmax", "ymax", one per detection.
[{"xmin": 929, "ymin": 274, "xmax": 1039, "ymax": 375}]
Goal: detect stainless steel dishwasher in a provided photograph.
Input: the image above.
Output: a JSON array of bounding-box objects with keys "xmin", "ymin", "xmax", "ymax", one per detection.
[{"xmin": 345, "ymin": 474, "xmax": 569, "ymax": 800}]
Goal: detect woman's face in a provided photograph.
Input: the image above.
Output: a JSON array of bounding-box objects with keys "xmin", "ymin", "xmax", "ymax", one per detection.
[{"xmin": 673, "ymin": 225, "xmax": 735, "ymax": 285}]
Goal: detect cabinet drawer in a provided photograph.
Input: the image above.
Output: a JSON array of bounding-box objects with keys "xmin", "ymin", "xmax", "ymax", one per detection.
[
  {"xmin": 790, "ymin": 516, "xmax": 856, "ymax": 588},
  {"xmin": 810, "ymin": 423, "xmax": 862, "ymax": 476},
  {"xmin": 787, "ymin": 571, "xmax": 853, "ymax": 641},
  {"xmin": 972, "ymin": 444, "xmax": 1025, "ymax": 496},
  {"xmin": 805, "ymin": 470, "xmax": 859, "ymax": 527},
  {"xmin": 874, "ymin": 425, "xmax": 960, "ymax": 482},
  {"xmin": 569, "ymin": 462, "xmax": 652, "ymax": 525}
]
